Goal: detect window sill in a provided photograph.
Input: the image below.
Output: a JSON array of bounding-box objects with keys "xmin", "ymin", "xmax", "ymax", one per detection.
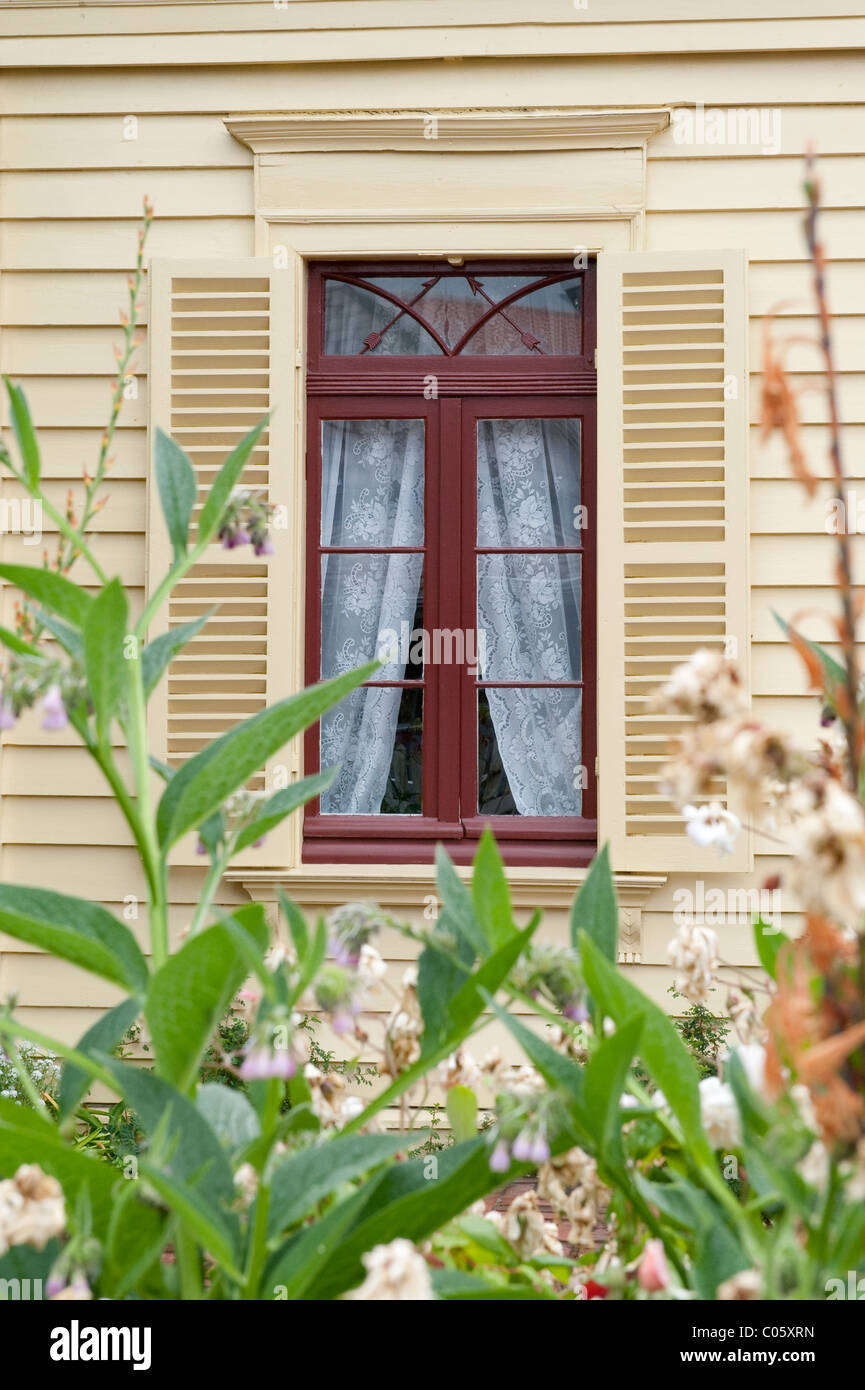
[{"xmin": 224, "ymin": 863, "xmax": 666, "ymax": 962}]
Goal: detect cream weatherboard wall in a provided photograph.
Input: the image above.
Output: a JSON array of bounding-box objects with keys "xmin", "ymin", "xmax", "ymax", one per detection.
[{"xmin": 0, "ymin": 1, "xmax": 863, "ymax": 1082}]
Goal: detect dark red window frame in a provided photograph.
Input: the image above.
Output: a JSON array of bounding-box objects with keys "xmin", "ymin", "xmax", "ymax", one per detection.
[{"xmin": 303, "ymin": 259, "xmax": 597, "ymax": 867}]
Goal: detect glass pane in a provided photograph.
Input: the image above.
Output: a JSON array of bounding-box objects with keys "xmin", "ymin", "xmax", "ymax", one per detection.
[
  {"xmin": 321, "ymin": 554, "xmax": 423, "ymax": 680},
  {"xmin": 477, "ymin": 554, "xmax": 582, "ymax": 682},
  {"xmin": 365, "ymin": 274, "xmax": 536, "ymax": 350},
  {"xmin": 321, "ymin": 418, "xmax": 425, "ymax": 547},
  {"xmin": 478, "ymin": 687, "xmax": 582, "ymax": 816},
  {"xmin": 324, "ymin": 280, "xmax": 444, "ymax": 355},
  {"xmin": 462, "ymin": 277, "xmax": 582, "ymax": 356},
  {"xmin": 477, "ymin": 417, "xmax": 582, "ymax": 547},
  {"xmin": 321, "ymin": 686, "xmax": 422, "ymax": 815}
]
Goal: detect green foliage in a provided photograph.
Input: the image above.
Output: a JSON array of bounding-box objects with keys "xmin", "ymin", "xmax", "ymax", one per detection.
[{"xmin": 0, "ymin": 279, "xmax": 853, "ymax": 1304}]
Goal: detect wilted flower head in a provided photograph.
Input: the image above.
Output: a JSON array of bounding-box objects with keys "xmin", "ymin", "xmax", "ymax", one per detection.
[
  {"xmin": 787, "ymin": 779, "xmax": 865, "ymax": 931},
  {"xmin": 0, "ymin": 1165, "xmax": 65, "ymax": 1256},
  {"xmin": 651, "ymin": 648, "xmax": 747, "ymax": 724},
  {"xmin": 347, "ymin": 1239, "xmax": 434, "ymax": 1301},
  {"xmin": 698, "ymin": 1075, "xmax": 742, "ymax": 1149},
  {"xmin": 438, "ymin": 1047, "xmax": 482, "ymax": 1092},
  {"xmin": 683, "ymin": 802, "xmax": 741, "ymax": 854},
  {"xmin": 717, "ymin": 1268, "xmax": 763, "ymax": 1300},
  {"xmin": 667, "ymin": 921, "xmax": 719, "ymax": 1006}
]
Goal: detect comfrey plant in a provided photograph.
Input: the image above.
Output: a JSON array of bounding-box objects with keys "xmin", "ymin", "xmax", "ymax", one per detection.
[{"xmin": 0, "ymin": 207, "xmax": 605, "ymax": 1303}]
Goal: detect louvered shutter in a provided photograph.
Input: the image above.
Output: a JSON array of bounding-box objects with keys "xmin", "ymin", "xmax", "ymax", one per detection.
[
  {"xmin": 146, "ymin": 259, "xmax": 295, "ymax": 867},
  {"xmin": 597, "ymin": 250, "xmax": 751, "ymax": 873}
]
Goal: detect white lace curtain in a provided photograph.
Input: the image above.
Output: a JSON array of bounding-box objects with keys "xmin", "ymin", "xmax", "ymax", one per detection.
[{"xmin": 318, "ymin": 414, "xmax": 582, "ymax": 816}]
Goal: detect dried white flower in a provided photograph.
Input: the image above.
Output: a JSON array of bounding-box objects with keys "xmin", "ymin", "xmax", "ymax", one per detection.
[
  {"xmin": 0, "ymin": 1165, "xmax": 65, "ymax": 1256},
  {"xmin": 788, "ymin": 779, "xmax": 865, "ymax": 931},
  {"xmin": 347, "ymin": 1239, "xmax": 434, "ymax": 1301},
  {"xmin": 651, "ymin": 648, "xmax": 747, "ymax": 724},
  {"xmin": 438, "ymin": 1048, "xmax": 482, "ymax": 1091},
  {"xmin": 683, "ymin": 802, "xmax": 741, "ymax": 854},
  {"xmin": 717, "ymin": 1268, "xmax": 762, "ymax": 1300},
  {"xmin": 698, "ymin": 1076, "xmax": 742, "ymax": 1149},
  {"xmin": 233, "ymin": 1163, "xmax": 259, "ymax": 1207},
  {"xmin": 668, "ymin": 921, "xmax": 719, "ymax": 1006},
  {"xmin": 357, "ymin": 942, "xmax": 387, "ymax": 990},
  {"xmin": 799, "ymin": 1141, "xmax": 830, "ymax": 1191}
]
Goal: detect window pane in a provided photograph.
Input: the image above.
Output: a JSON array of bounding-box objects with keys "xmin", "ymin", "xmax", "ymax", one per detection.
[
  {"xmin": 324, "ymin": 280, "xmax": 444, "ymax": 355},
  {"xmin": 477, "ymin": 554, "xmax": 582, "ymax": 682},
  {"xmin": 321, "ymin": 418, "xmax": 425, "ymax": 547},
  {"xmin": 365, "ymin": 274, "xmax": 536, "ymax": 350},
  {"xmin": 321, "ymin": 555, "xmax": 423, "ymax": 679},
  {"xmin": 321, "ymin": 686, "xmax": 422, "ymax": 815},
  {"xmin": 477, "ymin": 417, "xmax": 581, "ymax": 547},
  {"xmin": 478, "ymin": 687, "xmax": 582, "ymax": 816},
  {"xmin": 463, "ymin": 277, "xmax": 582, "ymax": 355}
]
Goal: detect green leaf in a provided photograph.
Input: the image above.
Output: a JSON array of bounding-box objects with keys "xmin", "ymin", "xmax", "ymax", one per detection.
[
  {"xmin": 0, "ymin": 564, "xmax": 91, "ymax": 629},
  {"xmin": 266, "ymin": 1132, "xmax": 410, "ymax": 1240},
  {"xmin": 4, "ymin": 378, "xmax": 40, "ymax": 489},
  {"xmin": 432, "ymin": 1269, "xmax": 556, "ymax": 1300},
  {"xmin": 0, "ymin": 624, "xmax": 41, "ymax": 657},
  {"xmin": 471, "ymin": 827, "xmax": 514, "ymax": 949},
  {"xmin": 141, "ymin": 609, "xmax": 214, "ymax": 697},
  {"xmin": 435, "ymin": 844, "xmax": 487, "ymax": 959},
  {"xmin": 446, "ymin": 1085, "xmax": 478, "ymax": 1142},
  {"xmin": 341, "ymin": 918, "xmax": 541, "ymax": 1138},
  {"xmin": 156, "ymin": 663, "xmax": 378, "ymax": 850},
  {"xmin": 278, "ymin": 891, "xmax": 308, "ymax": 960},
  {"xmin": 490, "ymin": 1001, "xmax": 588, "ymax": 1115},
  {"xmin": 137, "ymin": 1161, "xmax": 242, "ymax": 1281},
  {"xmin": 447, "ymin": 921, "xmax": 537, "ymax": 1037},
  {"xmin": 416, "ymin": 934, "xmax": 472, "ymax": 1054},
  {"xmin": 196, "ymin": 1083, "xmax": 261, "ymax": 1156},
  {"xmin": 579, "ymin": 931, "xmax": 713, "ymax": 1167},
  {"xmin": 583, "ymin": 1016, "xmax": 643, "ymax": 1175},
  {"xmin": 773, "ymin": 610, "xmax": 846, "ymax": 690},
  {"xmin": 103, "ymin": 1061, "xmax": 237, "ymax": 1216},
  {"xmin": 197, "ymin": 418, "xmax": 269, "ymax": 546},
  {"xmin": 0, "ymin": 1098, "xmax": 118, "ymax": 1239},
  {"xmin": 58, "ymin": 995, "xmax": 141, "ymax": 1120},
  {"xmin": 145, "ymin": 905, "xmax": 269, "ymax": 1092},
  {"xmin": 571, "ymin": 844, "xmax": 618, "ymax": 963},
  {"xmin": 0, "ymin": 884, "xmax": 148, "ymax": 993},
  {"xmin": 31, "ymin": 607, "xmax": 82, "ymax": 660},
  {"xmin": 266, "ymin": 1175, "xmax": 382, "ymax": 1300},
  {"xmin": 304, "ymin": 1137, "xmax": 515, "ymax": 1300},
  {"xmin": 83, "ymin": 578, "xmax": 128, "ymax": 736},
  {"xmin": 232, "ymin": 769, "xmax": 337, "ymax": 854},
  {"xmin": 753, "ymin": 917, "xmax": 790, "ymax": 981},
  {"xmin": 154, "ymin": 429, "xmax": 197, "ymax": 562}
]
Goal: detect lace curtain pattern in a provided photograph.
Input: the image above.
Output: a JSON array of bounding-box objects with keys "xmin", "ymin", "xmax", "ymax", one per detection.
[
  {"xmin": 319, "ymin": 417, "xmax": 425, "ymax": 814},
  {"xmin": 318, "ymin": 414, "xmax": 582, "ymax": 817},
  {"xmin": 477, "ymin": 418, "xmax": 583, "ymax": 816}
]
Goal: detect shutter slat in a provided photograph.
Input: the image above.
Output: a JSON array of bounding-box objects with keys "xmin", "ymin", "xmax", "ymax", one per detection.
[{"xmin": 598, "ymin": 249, "xmax": 751, "ymax": 874}]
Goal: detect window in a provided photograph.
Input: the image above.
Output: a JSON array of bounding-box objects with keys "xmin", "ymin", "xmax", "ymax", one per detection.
[{"xmin": 303, "ymin": 260, "xmax": 597, "ymax": 865}]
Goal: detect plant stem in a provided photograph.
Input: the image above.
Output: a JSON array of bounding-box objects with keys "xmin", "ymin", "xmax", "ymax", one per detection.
[
  {"xmin": 175, "ymin": 1223, "xmax": 203, "ymax": 1300},
  {"xmin": 125, "ymin": 647, "xmax": 168, "ymax": 969},
  {"xmin": 242, "ymin": 1080, "xmax": 281, "ymax": 1300}
]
